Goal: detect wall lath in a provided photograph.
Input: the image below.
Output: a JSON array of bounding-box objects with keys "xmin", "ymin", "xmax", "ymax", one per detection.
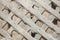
[{"xmin": 0, "ymin": 0, "xmax": 60, "ymax": 40}]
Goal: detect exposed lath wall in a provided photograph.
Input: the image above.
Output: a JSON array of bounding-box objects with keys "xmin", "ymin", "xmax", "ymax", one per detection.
[{"xmin": 0, "ymin": 0, "xmax": 60, "ymax": 40}]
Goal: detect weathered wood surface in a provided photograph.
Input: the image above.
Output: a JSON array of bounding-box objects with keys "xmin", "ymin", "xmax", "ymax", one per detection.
[{"xmin": 0, "ymin": 0, "xmax": 60, "ymax": 40}]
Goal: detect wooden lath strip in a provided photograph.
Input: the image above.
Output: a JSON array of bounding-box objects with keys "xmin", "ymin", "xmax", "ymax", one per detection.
[
  {"xmin": 14, "ymin": 0, "xmax": 60, "ymax": 33},
  {"xmin": 0, "ymin": 10, "xmax": 36, "ymax": 40},
  {"xmin": 0, "ymin": 28, "xmax": 15, "ymax": 40},
  {"xmin": 35, "ymin": 0, "xmax": 60, "ymax": 19},
  {"xmin": 41, "ymin": 15, "xmax": 55, "ymax": 30},
  {"xmin": 0, "ymin": 0, "xmax": 57, "ymax": 40}
]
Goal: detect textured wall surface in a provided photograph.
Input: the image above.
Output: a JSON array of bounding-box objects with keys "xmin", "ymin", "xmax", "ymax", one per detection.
[{"xmin": 0, "ymin": 0, "xmax": 60, "ymax": 40}]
